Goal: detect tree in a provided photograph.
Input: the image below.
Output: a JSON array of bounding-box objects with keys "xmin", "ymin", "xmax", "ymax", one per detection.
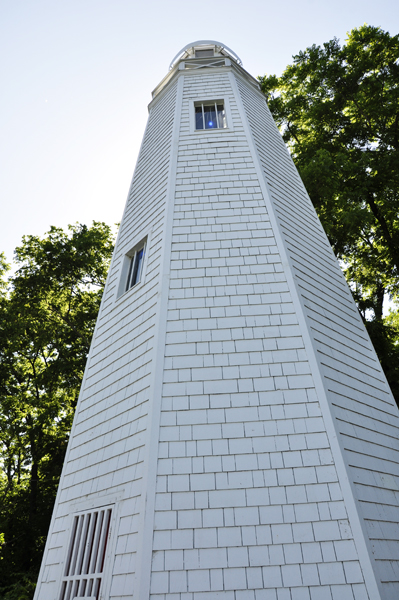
[
  {"xmin": 0, "ymin": 223, "xmax": 115, "ymax": 597},
  {"xmin": 259, "ymin": 25, "xmax": 399, "ymax": 403}
]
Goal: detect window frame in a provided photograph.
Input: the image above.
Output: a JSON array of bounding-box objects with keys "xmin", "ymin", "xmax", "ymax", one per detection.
[
  {"xmin": 117, "ymin": 234, "xmax": 149, "ymax": 299},
  {"xmin": 194, "ymin": 101, "xmax": 226, "ymax": 131},
  {"xmin": 189, "ymin": 97, "xmax": 233, "ymax": 134}
]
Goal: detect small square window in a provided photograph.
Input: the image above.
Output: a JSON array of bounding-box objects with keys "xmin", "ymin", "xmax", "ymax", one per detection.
[
  {"xmin": 195, "ymin": 101, "xmax": 227, "ymax": 130},
  {"xmin": 126, "ymin": 242, "xmax": 146, "ymax": 292},
  {"xmin": 195, "ymin": 49, "xmax": 214, "ymax": 58}
]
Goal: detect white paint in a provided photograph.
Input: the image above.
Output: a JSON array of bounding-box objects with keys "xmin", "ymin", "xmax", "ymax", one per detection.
[
  {"xmin": 133, "ymin": 73, "xmax": 185, "ymax": 600},
  {"xmin": 229, "ymin": 69, "xmax": 381, "ymax": 600},
  {"xmin": 34, "ymin": 43, "xmax": 399, "ymax": 600}
]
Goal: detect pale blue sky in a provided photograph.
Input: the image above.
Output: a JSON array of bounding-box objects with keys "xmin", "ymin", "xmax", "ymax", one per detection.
[{"xmin": 1, "ymin": 0, "xmax": 398, "ymax": 264}]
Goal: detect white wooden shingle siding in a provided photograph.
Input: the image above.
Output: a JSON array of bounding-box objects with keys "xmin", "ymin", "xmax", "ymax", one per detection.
[
  {"xmin": 234, "ymin": 75, "xmax": 399, "ymax": 598},
  {"xmin": 34, "ymin": 80, "xmax": 178, "ymax": 600},
  {"xmin": 146, "ymin": 70, "xmax": 368, "ymax": 600},
  {"xmin": 34, "ymin": 46, "xmax": 399, "ymax": 600}
]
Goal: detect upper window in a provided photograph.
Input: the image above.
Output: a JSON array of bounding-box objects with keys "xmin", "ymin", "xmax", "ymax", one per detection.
[
  {"xmin": 195, "ymin": 49, "xmax": 214, "ymax": 58},
  {"xmin": 195, "ymin": 101, "xmax": 227, "ymax": 130},
  {"xmin": 126, "ymin": 241, "xmax": 146, "ymax": 292}
]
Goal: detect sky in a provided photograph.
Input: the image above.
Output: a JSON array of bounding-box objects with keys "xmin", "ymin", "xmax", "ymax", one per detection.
[{"xmin": 1, "ymin": 0, "xmax": 398, "ymax": 266}]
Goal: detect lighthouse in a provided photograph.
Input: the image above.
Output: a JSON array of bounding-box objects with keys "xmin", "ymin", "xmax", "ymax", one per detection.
[{"xmin": 34, "ymin": 41, "xmax": 399, "ymax": 600}]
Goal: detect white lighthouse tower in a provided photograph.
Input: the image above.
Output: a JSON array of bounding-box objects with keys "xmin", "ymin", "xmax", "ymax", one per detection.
[{"xmin": 34, "ymin": 41, "xmax": 399, "ymax": 600}]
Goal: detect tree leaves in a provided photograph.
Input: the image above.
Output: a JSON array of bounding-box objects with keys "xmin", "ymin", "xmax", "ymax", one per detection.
[
  {"xmin": 0, "ymin": 222, "xmax": 115, "ymax": 594},
  {"xmin": 259, "ymin": 25, "xmax": 399, "ymax": 403}
]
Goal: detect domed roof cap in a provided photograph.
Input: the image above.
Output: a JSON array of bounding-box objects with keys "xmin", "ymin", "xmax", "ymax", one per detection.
[{"xmin": 169, "ymin": 40, "xmax": 242, "ymax": 70}]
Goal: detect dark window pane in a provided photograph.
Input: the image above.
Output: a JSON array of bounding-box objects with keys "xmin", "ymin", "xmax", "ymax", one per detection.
[
  {"xmin": 195, "ymin": 49, "xmax": 214, "ymax": 58},
  {"xmin": 126, "ymin": 256, "xmax": 135, "ymax": 291},
  {"xmin": 126, "ymin": 246, "xmax": 145, "ymax": 291},
  {"xmin": 195, "ymin": 106, "xmax": 204, "ymax": 129},
  {"xmin": 217, "ymin": 105, "xmax": 226, "ymax": 128},
  {"xmin": 204, "ymin": 104, "xmax": 217, "ymax": 129},
  {"xmin": 132, "ymin": 247, "xmax": 144, "ymax": 286}
]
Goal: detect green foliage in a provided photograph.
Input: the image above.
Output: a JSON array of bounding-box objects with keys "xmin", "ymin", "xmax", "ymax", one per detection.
[
  {"xmin": 0, "ymin": 575, "xmax": 36, "ymax": 600},
  {"xmin": 259, "ymin": 25, "xmax": 399, "ymax": 403},
  {"xmin": 0, "ymin": 223, "xmax": 115, "ymax": 596}
]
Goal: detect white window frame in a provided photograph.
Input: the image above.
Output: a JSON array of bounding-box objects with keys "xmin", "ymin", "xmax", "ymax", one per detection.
[
  {"xmin": 117, "ymin": 233, "xmax": 149, "ymax": 299},
  {"xmin": 189, "ymin": 97, "xmax": 233, "ymax": 134}
]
